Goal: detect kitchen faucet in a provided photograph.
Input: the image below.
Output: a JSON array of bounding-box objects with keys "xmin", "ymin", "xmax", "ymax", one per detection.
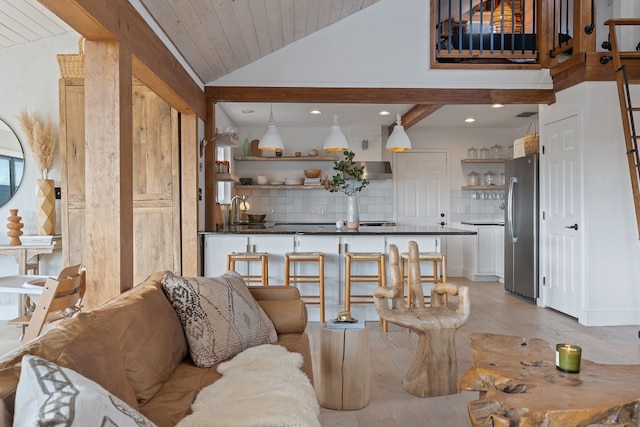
[{"xmin": 230, "ymin": 195, "xmax": 249, "ymax": 224}]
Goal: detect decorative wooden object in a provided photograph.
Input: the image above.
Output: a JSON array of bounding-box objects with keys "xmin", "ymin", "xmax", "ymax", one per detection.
[
  {"xmin": 461, "ymin": 333, "xmax": 640, "ymax": 427},
  {"xmin": 6, "ymin": 209, "xmax": 23, "ymax": 246},
  {"xmin": 35, "ymin": 179, "xmax": 56, "ymax": 235},
  {"xmin": 373, "ymin": 242, "xmax": 470, "ymax": 397},
  {"xmin": 319, "ymin": 325, "xmax": 370, "ymax": 410}
]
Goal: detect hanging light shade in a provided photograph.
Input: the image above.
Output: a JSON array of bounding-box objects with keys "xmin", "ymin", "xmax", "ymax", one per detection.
[
  {"xmin": 493, "ymin": 0, "xmax": 513, "ymax": 33},
  {"xmin": 323, "ymin": 114, "xmax": 349, "ymax": 152},
  {"xmin": 386, "ymin": 113, "xmax": 411, "ymax": 152},
  {"xmin": 258, "ymin": 105, "xmax": 284, "ymax": 151}
]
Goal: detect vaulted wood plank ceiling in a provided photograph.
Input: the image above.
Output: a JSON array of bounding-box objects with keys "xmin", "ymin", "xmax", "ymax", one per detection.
[{"xmin": 137, "ymin": 0, "xmax": 380, "ymax": 84}]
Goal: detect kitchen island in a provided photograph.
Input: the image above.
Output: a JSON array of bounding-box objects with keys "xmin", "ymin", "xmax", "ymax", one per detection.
[{"xmin": 201, "ymin": 224, "xmax": 475, "ymax": 321}]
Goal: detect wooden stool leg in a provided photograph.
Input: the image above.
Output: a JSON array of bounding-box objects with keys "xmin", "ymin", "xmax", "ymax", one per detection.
[
  {"xmin": 284, "ymin": 256, "xmax": 291, "ymax": 286},
  {"xmin": 262, "ymin": 255, "xmax": 269, "ymax": 286},
  {"xmin": 319, "ymin": 255, "xmax": 325, "ymax": 323},
  {"xmin": 344, "ymin": 255, "xmax": 352, "ymax": 312}
]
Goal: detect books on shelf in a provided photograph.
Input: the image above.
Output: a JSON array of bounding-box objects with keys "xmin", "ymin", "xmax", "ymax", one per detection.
[
  {"xmin": 324, "ymin": 318, "xmax": 366, "ymax": 329},
  {"xmin": 20, "ymin": 235, "xmax": 61, "ymax": 246},
  {"xmin": 303, "ymin": 178, "xmax": 322, "ymax": 186}
]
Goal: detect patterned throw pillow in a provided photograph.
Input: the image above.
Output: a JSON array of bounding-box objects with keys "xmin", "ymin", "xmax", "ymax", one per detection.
[
  {"xmin": 14, "ymin": 355, "xmax": 156, "ymax": 427},
  {"xmin": 161, "ymin": 272, "xmax": 277, "ymax": 368}
]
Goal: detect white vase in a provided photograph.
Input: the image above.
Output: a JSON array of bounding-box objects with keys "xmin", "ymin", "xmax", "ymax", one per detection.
[
  {"xmin": 346, "ymin": 195, "xmax": 360, "ymax": 229},
  {"xmin": 35, "ymin": 179, "xmax": 56, "ymax": 235}
]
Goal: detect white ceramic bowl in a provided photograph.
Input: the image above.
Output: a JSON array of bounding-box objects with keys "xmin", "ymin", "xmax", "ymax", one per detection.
[{"xmin": 256, "ymin": 175, "xmax": 268, "ymax": 185}]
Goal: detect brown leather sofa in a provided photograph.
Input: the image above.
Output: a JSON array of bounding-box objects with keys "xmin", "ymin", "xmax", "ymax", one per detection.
[{"xmin": 0, "ymin": 271, "xmax": 313, "ymax": 426}]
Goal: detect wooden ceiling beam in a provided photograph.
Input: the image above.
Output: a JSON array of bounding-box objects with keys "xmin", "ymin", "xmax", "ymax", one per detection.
[
  {"xmin": 205, "ymin": 86, "xmax": 555, "ymax": 105},
  {"xmin": 391, "ymin": 104, "xmax": 445, "ymax": 134},
  {"xmin": 37, "ymin": 0, "xmax": 205, "ymax": 119}
]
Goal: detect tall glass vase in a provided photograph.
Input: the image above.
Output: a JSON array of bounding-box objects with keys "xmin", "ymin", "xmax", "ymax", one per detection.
[
  {"xmin": 36, "ymin": 179, "xmax": 56, "ymax": 235},
  {"xmin": 347, "ymin": 195, "xmax": 360, "ymax": 230}
]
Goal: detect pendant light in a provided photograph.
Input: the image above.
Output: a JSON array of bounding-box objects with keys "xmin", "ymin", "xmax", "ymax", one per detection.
[
  {"xmin": 258, "ymin": 104, "xmax": 284, "ymax": 151},
  {"xmin": 386, "ymin": 107, "xmax": 411, "ymax": 152},
  {"xmin": 323, "ymin": 114, "xmax": 349, "ymax": 152}
]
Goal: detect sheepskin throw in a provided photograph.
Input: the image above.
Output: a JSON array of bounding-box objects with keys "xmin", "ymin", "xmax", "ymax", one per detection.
[
  {"xmin": 161, "ymin": 272, "xmax": 277, "ymax": 368},
  {"xmin": 177, "ymin": 344, "xmax": 320, "ymax": 427}
]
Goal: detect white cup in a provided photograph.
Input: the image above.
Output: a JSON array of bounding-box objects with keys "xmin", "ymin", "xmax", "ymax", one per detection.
[
  {"xmin": 256, "ymin": 175, "xmax": 268, "ymax": 185},
  {"xmin": 336, "ymin": 220, "xmax": 344, "ymax": 229}
]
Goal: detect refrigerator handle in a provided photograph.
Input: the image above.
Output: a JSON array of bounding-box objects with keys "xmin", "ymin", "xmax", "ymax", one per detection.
[{"xmin": 507, "ymin": 177, "xmax": 518, "ymax": 243}]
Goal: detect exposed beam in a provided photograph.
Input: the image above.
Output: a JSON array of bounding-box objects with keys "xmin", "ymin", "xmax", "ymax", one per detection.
[
  {"xmin": 206, "ymin": 86, "xmax": 555, "ymax": 105},
  {"xmin": 388, "ymin": 104, "xmax": 445, "ymax": 134},
  {"xmin": 37, "ymin": 0, "xmax": 205, "ymax": 119}
]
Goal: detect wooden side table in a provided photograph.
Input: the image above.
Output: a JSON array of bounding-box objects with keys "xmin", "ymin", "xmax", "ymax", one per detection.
[
  {"xmin": 318, "ymin": 322, "xmax": 370, "ymax": 410},
  {"xmin": 0, "ymin": 239, "xmax": 61, "ymax": 274}
]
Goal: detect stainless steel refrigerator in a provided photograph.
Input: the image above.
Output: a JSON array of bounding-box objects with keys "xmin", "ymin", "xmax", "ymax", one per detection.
[{"xmin": 504, "ymin": 154, "xmax": 539, "ymax": 302}]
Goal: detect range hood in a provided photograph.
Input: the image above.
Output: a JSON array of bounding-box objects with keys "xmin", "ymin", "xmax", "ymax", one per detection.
[{"xmin": 345, "ymin": 161, "xmax": 393, "ymax": 180}]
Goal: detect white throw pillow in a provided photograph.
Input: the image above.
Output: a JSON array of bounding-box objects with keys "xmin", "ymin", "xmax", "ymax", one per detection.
[
  {"xmin": 161, "ymin": 272, "xmax": 277, "ymax": 368},
  {"xmin": 14, "ymin": 355, "xmax": 156, "ymax": 427}
]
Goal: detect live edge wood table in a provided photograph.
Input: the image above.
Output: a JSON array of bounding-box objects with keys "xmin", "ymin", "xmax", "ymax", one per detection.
[{"xmin": 460, "ymin": 333, "xmax": 640, "ymax": 427}]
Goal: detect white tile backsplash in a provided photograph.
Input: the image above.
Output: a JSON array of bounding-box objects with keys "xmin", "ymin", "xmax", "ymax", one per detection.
[{"xmin": 234, "ymin": 181, "xmax": 393, "ymax": 223}]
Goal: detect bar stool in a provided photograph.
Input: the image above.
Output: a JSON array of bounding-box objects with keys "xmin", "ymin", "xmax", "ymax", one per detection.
[
  {"xmin": 344, "ymin": 252, "xmax": 386, "ymax": 329},
  {"xmin": 284, "ymin": 252, "xmax": 325, "ymax": 323},
  {"xmin": 226, "ymin": 252, "xmax": 269, "ymax": 286},
  {"xmin": 400, "ymin": 251, "xmax": 447, "ymax": 307}
]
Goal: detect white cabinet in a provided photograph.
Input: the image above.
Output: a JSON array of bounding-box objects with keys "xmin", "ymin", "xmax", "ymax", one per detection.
[
  {"xmin": 204, "ymin": 235, "xmax": 248, "ymax": 277},
  {"xmin": 495, "ymin": 226, "xmax": 504, "ymax": 281},
  {"xmin": 203, "ymin": 234, "xmax": 294, "ymax": 285},
  {"xmin": 463, "ymin": 225, "xmax": 503, "ymax": 281}
]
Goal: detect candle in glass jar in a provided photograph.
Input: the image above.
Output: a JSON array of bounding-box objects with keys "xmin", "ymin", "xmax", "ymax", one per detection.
[{"xmin": 556, "ymin": 344, "xmax": 582, "ymax": 373}]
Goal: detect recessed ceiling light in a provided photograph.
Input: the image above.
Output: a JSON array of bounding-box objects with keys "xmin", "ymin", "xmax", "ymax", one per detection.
[
  {"xmin": 379, "ymin": 110, "xmax": 391, "ymax": 116},
  {"xmin": 465, "ymin": 117, "xmax": 476, "ymax": 123},
  {"xmin": 241, "ymin": 109, "xmax": 254, "ymax": 114},
  {"xmin": 491, "ymin": 104, "xmax": 504, "ymax": 109},
  {"xmin": 309, "ymin": 110, "xmax": 322, "ymax": 115}
]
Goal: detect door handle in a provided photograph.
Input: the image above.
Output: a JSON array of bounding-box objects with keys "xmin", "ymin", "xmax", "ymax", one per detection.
[{"xmin": 565, "ymin": 223, "xmax": 579, "ymax": 230}]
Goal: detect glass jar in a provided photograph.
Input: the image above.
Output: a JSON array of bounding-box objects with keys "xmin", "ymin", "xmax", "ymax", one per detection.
[
  {"xmin": 467, "ymin": 147, "xmax": 478, "ymax": 159},
  {"xmin": 484, "ymin": 170, "xmax": 496, "ymax": 186},
  {"xmin": 479, "ymin": 147, "xmax": 490, "ymax": 159},
  {"xmin": 498, "ymin": 172, "xmax": 506, "ymax": 185},
  {"xmin": 467, "ymin": 171, "xmax": 480, "ymax": 186},
  {"xmin": 490, "ymin": 144, "xmax": 503, "ymax": 158}
]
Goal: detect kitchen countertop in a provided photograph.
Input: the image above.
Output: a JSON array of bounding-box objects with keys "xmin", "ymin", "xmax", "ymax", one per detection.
[
  {"xmin": 200, "ymin": 223, "xmax": 476, "ymax": 235},
  {"xmin": 461, "ymin": 220, "xmax": 505, "ymax": 226}
]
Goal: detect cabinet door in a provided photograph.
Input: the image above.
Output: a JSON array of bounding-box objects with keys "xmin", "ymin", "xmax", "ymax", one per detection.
[
  {"xmin": 495, "ymin": 226, "xmax": 505, "ymax": 279},
  {"xmin": 294, "ymin": 235, "xmax": 341, "ymax": 320},
  {"xmin": 477, "ymin": 227, "xmax": 497, "ymax": 275},
  {"xmin": 342, "ymin": 235, "xmax": 386, "ymax": 321},
  {"xmin": 250, "ymin": 235, "xmax": 294, "ymax": 285},
  {"xmin": 203, "ymin": 235, "xmax": 249, "ymax": 277}
]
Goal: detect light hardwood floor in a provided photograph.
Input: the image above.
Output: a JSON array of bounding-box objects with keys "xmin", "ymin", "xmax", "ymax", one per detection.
[
  {"xmin": 306, "ymin": 278, "xmax": 640, "ymax": 427},
  {"xmin": 0, "ymin": 278, "xmax": 637, "ymax": 426}
]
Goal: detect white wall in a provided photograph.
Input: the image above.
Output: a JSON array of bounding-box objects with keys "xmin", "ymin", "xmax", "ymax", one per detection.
[
  {"xmin": 540, "ymin": 82, "xmax": 640, "ymax": 326},
  {"xmin": 213, "ymin": 0, "xmax": 553, "ymax": 89},
  {"xmin": 0, "ymin": 32, "xmax": 79, "ymax": 317}
]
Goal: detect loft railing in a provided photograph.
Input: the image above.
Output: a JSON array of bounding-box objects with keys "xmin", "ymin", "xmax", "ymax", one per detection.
[{"xmin": 432, "ymin": 0, "xmax": 582, "ymax": 67}]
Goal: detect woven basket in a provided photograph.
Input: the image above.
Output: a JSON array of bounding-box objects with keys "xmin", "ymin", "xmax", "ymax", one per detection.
[
  {"xmin": 524, "ymin": 122, "xmax": 539, "ymax": 155},
  {"xmin": 57, "ymin": 37, "xmax": 85, "ymax": 78}
]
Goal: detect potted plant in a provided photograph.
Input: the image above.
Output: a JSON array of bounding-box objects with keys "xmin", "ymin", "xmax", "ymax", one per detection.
[{"xmin": 326, "ymin": 150, "xmax": 369, "ymax": 229}]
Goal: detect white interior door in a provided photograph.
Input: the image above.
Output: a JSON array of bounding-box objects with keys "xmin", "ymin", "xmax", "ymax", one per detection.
[
  {"xmin": 396, "ymin": 151, "xmax": 449, "ymax": 227},
  {"xmin": 541, "ymin": 114, "xmax": 583, "ymax": 317}
]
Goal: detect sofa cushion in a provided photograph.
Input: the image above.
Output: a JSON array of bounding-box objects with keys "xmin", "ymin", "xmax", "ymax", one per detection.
[
  {"xmin": 0, "ymin": 312, "xmax": 139, "ymax": 413},
  {"xmin": 161, "ymin": 272, "xmax": 277, "ymax": 368},
  {"xmin": 14, "ymin": 355, "xmax": 156, "ymax": 427},
  {"xmin": 92, "ymin": 272, "xmax": 188, "ymax": 405}
]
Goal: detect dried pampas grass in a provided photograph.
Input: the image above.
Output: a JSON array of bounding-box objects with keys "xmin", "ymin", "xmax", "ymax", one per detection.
[{"xmin": 18, "ymin": 110, "xmax": 58, "ymax": 179}]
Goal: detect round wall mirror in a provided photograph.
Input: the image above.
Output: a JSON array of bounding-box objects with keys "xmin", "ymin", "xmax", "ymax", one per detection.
[{"xmin": 0, "ymin": 119, "xmax": 25, "ymax": 207}]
